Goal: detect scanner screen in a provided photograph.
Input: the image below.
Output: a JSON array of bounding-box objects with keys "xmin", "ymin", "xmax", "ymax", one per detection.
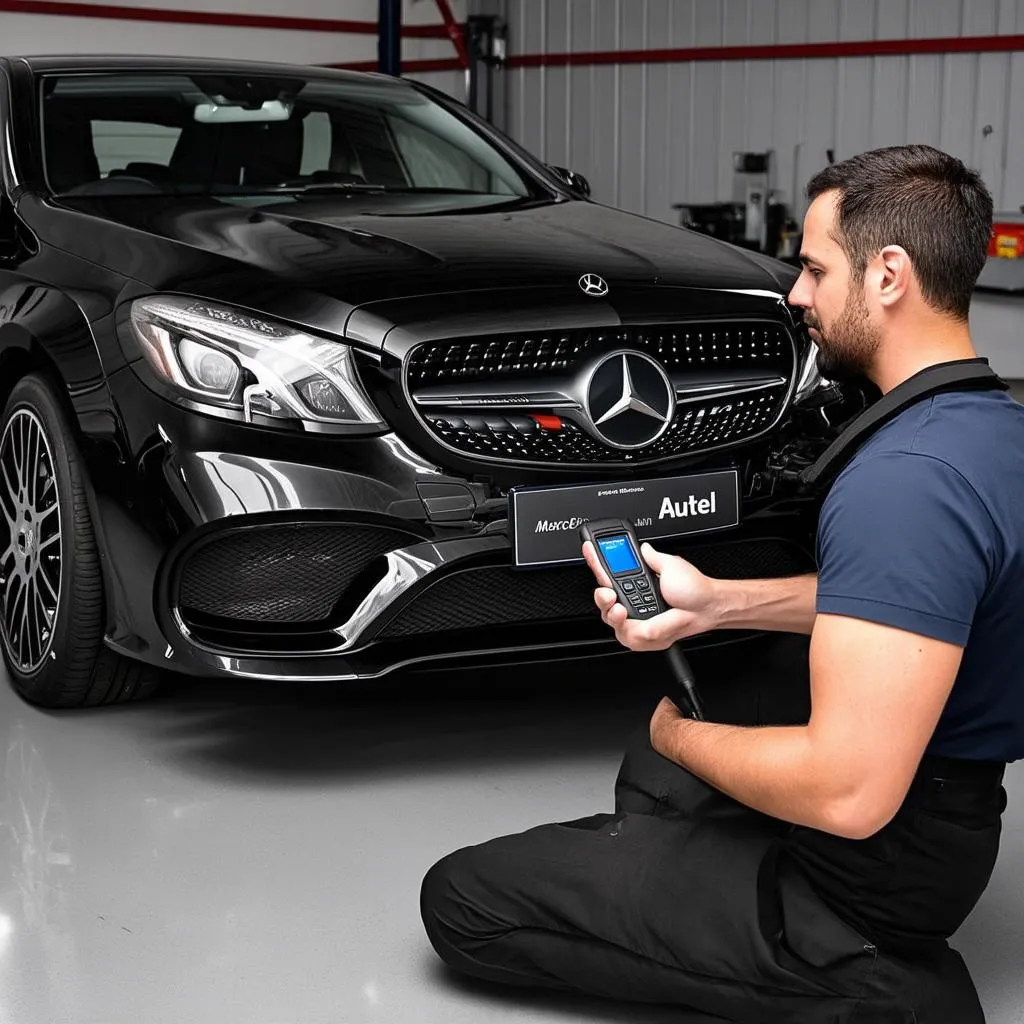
[{"xmin": 597, "ymin": 534, "xmax": 640, "ymax": 574}]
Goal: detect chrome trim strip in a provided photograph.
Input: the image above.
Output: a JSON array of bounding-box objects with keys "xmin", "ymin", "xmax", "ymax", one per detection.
[
  {"xmin": 166, "ymin": 619, "xmax": 769, "ymax": 684},
  {"xmin": 415, "ymin": 396, "xmax": 581, "ymax": 410},
  {"xmin": 332, "ymin": 547, "xmax": 436, "ymax": 647},
  {"xmin": 674, "ymin": 377, "xmax": 787, "ymax": 404},
  {"xmin": 416, "ymin": 376, "xmax": 786, "ymax": 412},
  {"xmin": 412, "ymin": 377, "xmax": 581, "ymax": 411},
  {"xmin": 196, "ymin": 634, "xmax": 627, "ymax": 682},
  {"xmin": 333, "ymin": 534, "xmax": 509, "ymax": 649},
  {"xmin": 671, "ymin": 373, "xmax": 786, "ymax": 394}
]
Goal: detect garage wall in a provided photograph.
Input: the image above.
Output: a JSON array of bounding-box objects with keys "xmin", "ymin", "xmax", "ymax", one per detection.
[
  {"xmin": 0, "ymin": 0, "xmax": 468, "ymax": 96},
  {"xmin": 497, "ymin": 0, "xmax": 1024, "ymax": 224}
]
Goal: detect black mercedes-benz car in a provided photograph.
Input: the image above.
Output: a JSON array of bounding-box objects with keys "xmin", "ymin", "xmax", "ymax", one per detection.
[{"xmin": 0, "ymin": 55, "xmax": 864, "ymax": 707}]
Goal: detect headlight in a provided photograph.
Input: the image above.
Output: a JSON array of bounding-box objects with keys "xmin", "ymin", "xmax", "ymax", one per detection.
[{"xmin": 129, "ymin": 296, "xmax": 384, "ymax": 432}]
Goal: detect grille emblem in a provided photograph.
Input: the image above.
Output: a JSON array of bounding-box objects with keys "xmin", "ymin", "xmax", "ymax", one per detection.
[
  {"xmin": 584, "ymin": 352, "xmax": 675, "ymax": 449},
  {"xmin": 578, "ymin": 273, "xmax": 609, "ymax": 297}
]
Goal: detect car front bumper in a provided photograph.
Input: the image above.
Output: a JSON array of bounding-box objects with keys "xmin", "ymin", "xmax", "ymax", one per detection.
[{"xmin": 89, "ymin": 368, "xmax": 817, "ymax": 682}]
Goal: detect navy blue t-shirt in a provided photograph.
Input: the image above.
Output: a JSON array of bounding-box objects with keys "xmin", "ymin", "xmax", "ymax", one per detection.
[{"xmin": 815, "ymin": 385, "xmax": 1024, "ymax": 762}]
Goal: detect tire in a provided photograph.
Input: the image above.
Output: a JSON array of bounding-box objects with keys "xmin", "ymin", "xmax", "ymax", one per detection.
[{"xmin": 0, "ymin": 373, "xmax": 161, "ymax": 707}]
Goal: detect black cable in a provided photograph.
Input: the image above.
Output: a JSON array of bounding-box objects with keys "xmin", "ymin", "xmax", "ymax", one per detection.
[{"xmin": 665, "ymin": 645, "xmax": 705, "ymax": 721}]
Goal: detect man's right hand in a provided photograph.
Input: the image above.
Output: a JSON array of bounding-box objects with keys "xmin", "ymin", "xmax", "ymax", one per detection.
[{"xmin": 583, "ymin": 541, "xmax": 721, "ymax": 651}]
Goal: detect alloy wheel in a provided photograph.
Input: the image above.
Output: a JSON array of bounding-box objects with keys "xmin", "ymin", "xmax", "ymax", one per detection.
[{"xmin": 0, "ymin": 409, "xmax": 62, "ymax": 673}]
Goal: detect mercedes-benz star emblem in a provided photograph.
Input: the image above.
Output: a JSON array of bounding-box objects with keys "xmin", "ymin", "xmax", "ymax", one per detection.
[
  {"xmin": 585, "ymin": 351, "xmax": 675, "ymax": 449},
  {"xmin": 578, "ymin": 273, "xmax": 609, "ymax": 298}
]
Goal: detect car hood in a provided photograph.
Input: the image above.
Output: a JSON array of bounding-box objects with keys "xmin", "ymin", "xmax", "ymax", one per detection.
[{"xmin": 36, "ymin": 192, "xmax": 795, "ymax": 311}]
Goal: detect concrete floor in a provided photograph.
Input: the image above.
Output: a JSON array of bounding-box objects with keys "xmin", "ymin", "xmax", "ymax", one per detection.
[{"xmin": 0, "ymin": 637, "xmax": 1022, "ymax": 1024}]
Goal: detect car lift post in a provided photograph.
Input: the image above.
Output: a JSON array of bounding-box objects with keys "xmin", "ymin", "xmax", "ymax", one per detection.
[{"xmin": 378, "ymin": 0, "xmax": 402, "ymax": 76}]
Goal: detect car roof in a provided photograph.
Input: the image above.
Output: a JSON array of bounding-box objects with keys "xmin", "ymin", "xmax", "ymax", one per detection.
[{"xmin": 2, "ymin": 53, "xmax": 404, "ymax": 85}]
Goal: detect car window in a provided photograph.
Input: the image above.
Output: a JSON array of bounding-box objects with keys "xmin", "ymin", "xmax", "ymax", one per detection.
[
  {"xmin": 387, "ymin": 109, "xmax": 515, "ymax": 194},
  {"xmin": 91, "ymin": 120, "xmax": 182, "ymax": 178},
  {"xmin": 300, "ymin": 110, "xmax": 332, "ymax": 176},
  {"xmin": 38, "ymin": 72, "xmax": 536, "ymax": 201}
]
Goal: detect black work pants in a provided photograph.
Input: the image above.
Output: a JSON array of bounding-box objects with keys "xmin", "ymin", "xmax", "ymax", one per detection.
[{"xmin": 420, "ymin": 648, "xmax": 1005, "ymax": 1022}]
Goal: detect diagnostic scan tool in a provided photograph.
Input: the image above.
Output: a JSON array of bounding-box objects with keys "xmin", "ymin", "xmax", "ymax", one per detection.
[
  {"xmin": 581, "ymin": 521, "xmax": 666, "ymax": 619},
  {"xmin": 581, "ymin": 518, "xmax": 706, "ymax": 721}
]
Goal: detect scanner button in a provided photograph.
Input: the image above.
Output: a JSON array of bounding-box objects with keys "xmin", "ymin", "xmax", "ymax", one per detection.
[
  {"xmin": 621, "ymin": 581, "xmax": 636, "ymax": 593},
  {"xmin": 636, "ymin": 579, "xmax": 651, "ymax": 591},
  {"xmin": 643, "ymin": 594, "xmax": 657, "ymax": 605}
]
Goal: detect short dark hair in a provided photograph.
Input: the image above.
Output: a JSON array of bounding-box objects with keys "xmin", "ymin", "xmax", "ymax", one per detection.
[{"xmin": 806, "ymin": 145, "xmax": 992, "ymax": 320}]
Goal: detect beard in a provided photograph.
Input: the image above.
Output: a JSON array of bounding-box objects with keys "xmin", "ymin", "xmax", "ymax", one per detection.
[{"xmin": 805, "ymin": 288, "xmax": 880, "ymax": 383}]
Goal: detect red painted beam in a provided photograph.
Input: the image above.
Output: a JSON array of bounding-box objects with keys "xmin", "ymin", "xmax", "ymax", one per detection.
[
  {"xmin": 332, "ymin": 57, "xmax": 463, "ymax": 74},
  {"xmin": 0, "ymin": 0, "xmax": 449, "ymax": 37},
  {"xmin": 506, "ymin": 34, "xmax": 1024, "ymax": 69},
  {"xmin": 434, "ymin": 0, "xmax": 469, "ymax": 69},
  {"xmin": 335, "ymin": 32, "xmax": 1024, "ymax": 76}
]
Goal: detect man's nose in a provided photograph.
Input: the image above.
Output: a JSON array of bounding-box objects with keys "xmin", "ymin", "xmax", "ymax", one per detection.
[{"xmin": 788, "ymin": 270, "xmax": 811, "ymax": 310}]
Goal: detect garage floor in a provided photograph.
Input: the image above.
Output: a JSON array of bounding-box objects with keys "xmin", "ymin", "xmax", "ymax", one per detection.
[{"xmin": 0, "ymin": 635, "xmax": 1021, "ymax": 1024}]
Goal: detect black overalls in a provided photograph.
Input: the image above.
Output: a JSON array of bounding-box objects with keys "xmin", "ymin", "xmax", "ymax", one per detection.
[{"xmin": 420, "ymin": 657, "xmax": 1005, "ymax": 1023}]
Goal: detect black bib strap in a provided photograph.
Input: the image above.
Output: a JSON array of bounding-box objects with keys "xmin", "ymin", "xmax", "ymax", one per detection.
[{"xmin": 797, "ymin": 358, "xmax": 1008, "ymax": 493}]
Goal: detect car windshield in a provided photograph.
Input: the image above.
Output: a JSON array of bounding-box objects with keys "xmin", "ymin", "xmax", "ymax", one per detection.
[{"xmin": 39, "ymin": 71, "xmax": 537, "ymax": 202}]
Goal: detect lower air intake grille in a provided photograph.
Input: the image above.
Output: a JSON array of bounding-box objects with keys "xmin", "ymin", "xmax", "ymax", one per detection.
[
  {"xmin": 377, "ymin": 539, "xmax": 813, "ymax": 638},
  {"xmin": 178, "ymin": 523, "xmax": 418, "ymax": 626}
]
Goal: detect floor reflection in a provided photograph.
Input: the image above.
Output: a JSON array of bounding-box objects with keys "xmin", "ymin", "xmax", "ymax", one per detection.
[{"xmin": 0, "ymin": 637, "xmax": 1019, "ymax": 1023}]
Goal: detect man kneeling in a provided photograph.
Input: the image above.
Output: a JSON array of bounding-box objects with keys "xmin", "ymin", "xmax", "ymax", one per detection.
[{"xmin": 420, "ymin": 145, "xmax": 1021, "ymax": 1023}]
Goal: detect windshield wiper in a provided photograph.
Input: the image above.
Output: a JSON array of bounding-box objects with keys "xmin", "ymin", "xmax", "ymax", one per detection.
[{"xmin": 247, "ymin": 183, "xmax": 494, "ymax": 196}]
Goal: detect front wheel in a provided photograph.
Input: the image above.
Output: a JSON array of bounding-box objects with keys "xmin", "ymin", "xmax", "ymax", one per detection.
[{"xmin": 0, "ymin": 373, "xmax": 161, "ymax": 706}]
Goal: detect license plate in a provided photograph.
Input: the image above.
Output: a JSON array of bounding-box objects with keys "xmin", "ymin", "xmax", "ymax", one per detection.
[{"xmin": 510, "ymin": 469, "xmax": 740, "ymax": 568}]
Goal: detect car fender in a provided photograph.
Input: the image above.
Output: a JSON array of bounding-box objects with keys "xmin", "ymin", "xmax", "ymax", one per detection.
[
  {"xmin": 0, "ymin": 279, "xmax": 125, "ymax": 444},
  {"xmin": 0, "ymin": 281, "xmax": 137, "ymax": 647}
]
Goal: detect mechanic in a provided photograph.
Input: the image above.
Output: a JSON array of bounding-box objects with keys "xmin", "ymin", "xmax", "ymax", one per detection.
[{"xmin": 420, "ymin": 144, "xmax": 1024, "ymax": 1023}]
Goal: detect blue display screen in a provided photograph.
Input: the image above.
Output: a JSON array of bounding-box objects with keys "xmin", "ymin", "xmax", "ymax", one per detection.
[{"xmin": 597, "ymin": 534, "xmax": 640, "ymax": 575}]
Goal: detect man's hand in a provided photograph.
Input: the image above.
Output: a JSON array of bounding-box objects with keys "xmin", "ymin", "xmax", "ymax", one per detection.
[{"xmin": 582, "ymin": 541, "xmax": 721, "ymax": 650}]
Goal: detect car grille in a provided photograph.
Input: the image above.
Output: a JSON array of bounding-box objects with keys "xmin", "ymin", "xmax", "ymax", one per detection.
[
  {"xmin": 377, "ymin": 538, "xmax": 813, "ymax": 638},
  {"xmin": 408, "ymin": 333, "xmax": 593, "ymax": 386},
  {"xmin": 426, "ymin": 389, "xmax": 781, "ymax": 464},
  {"xmin": 406, "ymin": 323, "xmax": 790, "ymax": 386},
  {"xmin": 406, "ymin": 322, "xmax": 795, "ymax": 465},
  {"xmin": 177, "ymin": 522, "xmax": 420, "ymax": 627}
]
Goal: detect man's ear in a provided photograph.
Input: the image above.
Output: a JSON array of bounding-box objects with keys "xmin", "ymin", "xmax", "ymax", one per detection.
[{"xmin": 874, "ymin": 245, "xmax": 913, "ymax": 309}]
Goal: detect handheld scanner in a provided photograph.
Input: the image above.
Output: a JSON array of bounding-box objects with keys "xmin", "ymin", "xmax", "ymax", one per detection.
[
  {"xmin": 580, "ymin": 518, "xmax": 706, "ymax": 721},
  {"xmin": 579, "ymin": 518, "xmax": 665, "ymax": 619}
]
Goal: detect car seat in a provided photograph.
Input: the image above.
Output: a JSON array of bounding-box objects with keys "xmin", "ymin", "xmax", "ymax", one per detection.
[
  {"xmin": 169, "ymin": 117, "xmax": 304, "ymax": 189},
  {"xmin": 42, "ymin": 104, "xmax": 100, "ymax": 192}
]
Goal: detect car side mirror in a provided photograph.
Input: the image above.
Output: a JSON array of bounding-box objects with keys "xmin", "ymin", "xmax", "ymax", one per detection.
[{"xmin": 548, "ymin": 165, "xmax": 591, "ymax": 198}]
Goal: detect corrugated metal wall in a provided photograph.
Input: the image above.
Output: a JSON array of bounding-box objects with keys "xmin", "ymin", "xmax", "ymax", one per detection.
[
  {"xmin": 0, "ymin": 0, "xmax": 466, "ymax": 68},
  {"xmin": 405, "ymin": 67, "xmax": 471, "ymax": 103},
  {"xmin": 500, "ymin": 0, "xmax": 1024, "ymax": 223}
]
